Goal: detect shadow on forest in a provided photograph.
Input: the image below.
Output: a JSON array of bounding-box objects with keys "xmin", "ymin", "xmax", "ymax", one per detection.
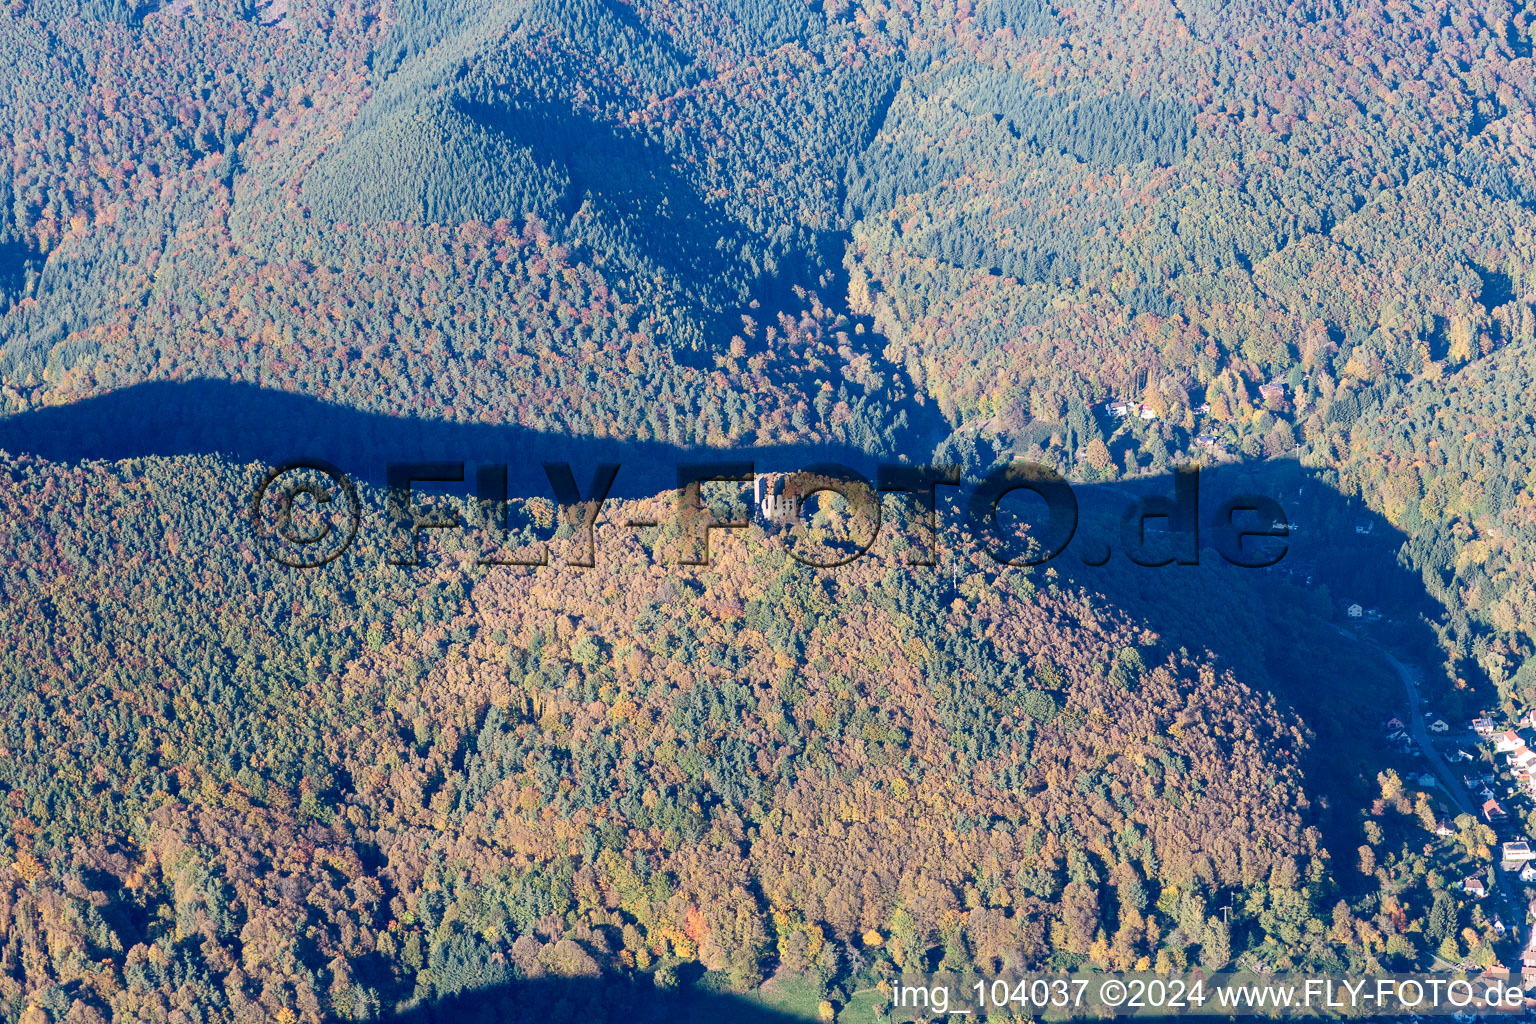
[
  {"xmin": 0, "ymin": 376, "xmax": 1445, "ymax": 691},
  {"xmin": 0, "ymin": 381, "xmax": 1441, "ymax": 671},
  {"xmin": 373, "ymin": 972, "xmax": 811, "ymax": 1024},
  {"xmin": 0, "ymin": 378, "xmax": 901, "ymax": 497},
  {"xmin": 1024, "ymin": 458, "xmax": 1446, "ymax": 904},
  {"xmin": 0, "ymin": 379, "xmax": 1457, "ymax": 986}
]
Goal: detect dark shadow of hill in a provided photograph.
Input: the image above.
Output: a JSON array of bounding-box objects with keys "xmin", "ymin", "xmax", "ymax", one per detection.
[
  {"xmin": 0, "ymin": 237, "xmax": 38, "ymax": 312},
  {"xmin": 0, "ymin": 381, "xmax": 1463, "ymax": 910},
  {"xmin": 1054, "ymin": 460, "xmax": 1436, "ymax": 660},
  {"xmin": 0, "ymin": 379, "xmax": 911, "ymax": 498},
  {"xmin": 454, "ymin": 96, "xmax": 764, "ymax": 316},
  {"xmin": 309, "ymin": 0, "xmax": 902, "ymax": 362},
  {"xmin": 1027, "ymin": 459, "xmax": 1449, "ymax": 901},
  {"xmin": 371, "ymin": 974, "xmax": 811, "ymax": 1024},
  {"xmin": 0, "ymin": 381, "xmax": 1448, "ymax": 677}
]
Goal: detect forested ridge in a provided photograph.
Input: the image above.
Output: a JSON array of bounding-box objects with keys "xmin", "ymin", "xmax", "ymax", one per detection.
[
  {"xmin": 0, "ymin": 452, "xmax": 1448, "ymax": 1022},
  {"xmin": 0, "ymin": 0, "xmax": 1533, "ymax": 1018}
]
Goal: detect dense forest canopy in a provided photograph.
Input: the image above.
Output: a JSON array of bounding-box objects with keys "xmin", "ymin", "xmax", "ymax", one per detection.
[{"xmin": 0, "ymin": 0, "xmax": 1532, "ymax": 1018}]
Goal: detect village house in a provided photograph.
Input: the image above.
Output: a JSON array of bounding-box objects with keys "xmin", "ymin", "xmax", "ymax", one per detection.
[
  {"xmin": 1497, "ymin": 730, "xmax": 1526, "ymax": 753},
  {"xmin": 1522, "ymin": 919, "xmax": 1536, "ymax": 981},
  {"xmin": 1473, "ymin": 717, "xmax": 1496, "ymax": 737},
  {"xmin": 1485, "ymin": 798, "xmax": 1508, "ymax": 822},
  {"xmin": 1347, "ymin": 603, "xmax": 1364, "ymax": 618},
  {"xmin": 1466, "ymin": 875, "xmax": 1488, "ymax": 897},
  {"xmin": 1429, "ymin": 718, "xmax": 1449, "ymax": 733},
  {"xmin": 1503, "ymin": 841, "xmax": 1534, "ymax": 864}
]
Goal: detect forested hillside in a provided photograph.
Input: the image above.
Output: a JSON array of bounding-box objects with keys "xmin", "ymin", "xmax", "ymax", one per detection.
[
  {"xmin": 0, "ymin": 0, "xmax": 1533, "ymax": 1018},
  {"xmin": 0, "ymin": 452, "xmax": 1445, "ymax": 1021}
]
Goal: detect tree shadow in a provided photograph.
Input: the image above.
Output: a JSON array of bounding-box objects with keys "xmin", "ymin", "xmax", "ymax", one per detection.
[{"xmin": 374, "ymin": 973, "xmax": 812, "ymax": 1024}]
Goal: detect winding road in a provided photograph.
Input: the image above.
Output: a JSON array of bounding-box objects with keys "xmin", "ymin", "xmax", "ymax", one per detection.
[{"xmin": 1338, "ymin": 627, "xmax": 1523, "ymax": 941}]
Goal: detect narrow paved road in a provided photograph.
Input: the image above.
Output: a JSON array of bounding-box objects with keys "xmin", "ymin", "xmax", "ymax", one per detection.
[{"xmin": 1338, "ymin": 628, "xmax": 1523, "ymax": 939}]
